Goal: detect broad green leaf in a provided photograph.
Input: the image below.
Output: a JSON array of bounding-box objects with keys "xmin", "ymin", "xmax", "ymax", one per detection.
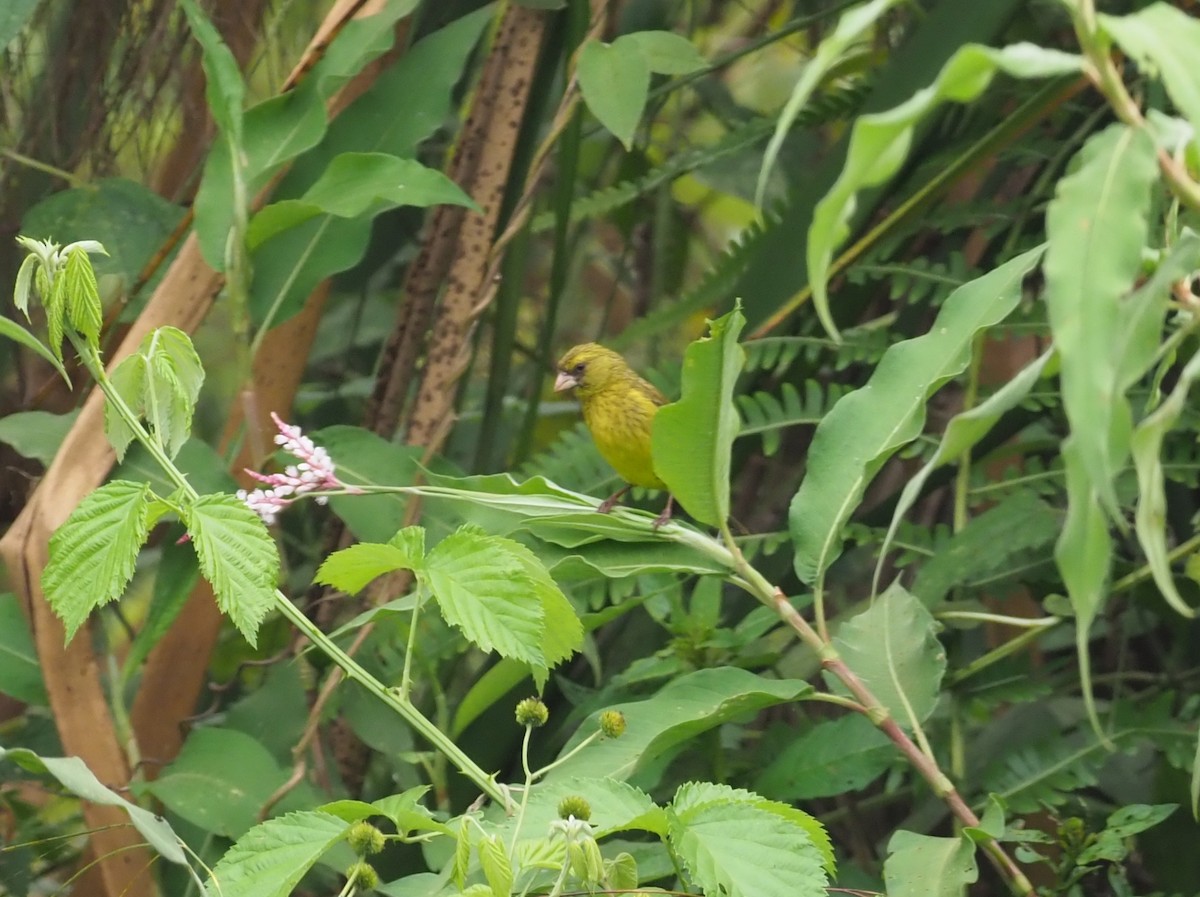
[
  {"xmin": 316, "ymin": 539, "xmax": 426, "ymax": 596},
  {"xmin": 184, "ymin": 493, "xmax": 279, "ymax": 645},
  {"xmin": 883, "ymin": 830, "xmax": 977, "ymax": 897},
  {"xmin": 623, "ymin": 31, "xmax": 706, "ymax": 75},
  {"xmin": 1101, "ymin": 4, "xmax": 1200, "ymax": 137},
  {"xmin": 1076, "ymin": 804, "xmax": 1176, "ymax": 865},
  {"xmin": 807, "ymin": 44, "xmax": 1080, "ymax": 338},
  {"xmin": 0, "ymin": 0, "xmax": 39, "ymax": 47},
  {"xmin": 652, "ymin": 305, "xmax": 745, "ymax": 527},
  {"xmin": 756, "ymin": 0, "xmax": 905, "ymax": 209},
  {"xmin": 0, "ymin": 410, "xmax": 78, "ymax": 465},
  {"xmin": 145, "ymin": 326, "xmax": 206, "ymax": 459},
  {"xmin": 317, "ymin": 426, "xmax": 420, "ymax": 541},
  {"xmin": 61, "ymin": 246, "xmax": 102, "ymax": 347},
  {"xmin": 423, "ymin": 527, "xmax": 546, "ymax": 669},
  {"xmin": 42, "ymin": 480, "xmax": 155, "ymax": 641},
  {"xmin": 0, "ymin": 593, "xmax": 46, "ymax": 704},
  {"xmin": 790, "ymin": 246, "xmax": 1043, "ymax": 585},
  {"xmin": 876, "ymin": 349, "xmax": 1054, "ymax": 592},
  {"xmin": 501, "ymin": 537, "xmax": 583, "ymax": 683},
  {"xmin": 548, "ymin": 667, "xmax": 812, "ymax": 781},
  {"xmin": 578, "ymin": 38, "xmax": 649, "ymax": 150},
  {"xmin": 139, "ymin": 727, "xmax": 288, "ymax": 838},
  {"xmin": 1132, "ymin": 347, "xmax": 1200, "ymax": 618},
  {"xmin": 247, "ymin": 153, "xmax": 476, "ymax": 249},
  {"xmin": 755, "ymin": 714, "xmax": 892, "ymax": 800},
  {"xmin": 105, "ymin": 352, "xmax": 147, "ymax": 460},
  {"xmin": 207, "ymin": 810, "xmax": 352, "ymax": 897},
  {"xmin": 516, "ymin": 777, "xmax": 667, "ymax": 840},
  {"xmin": 668, "ymin": 782, "xmax": 829, "ymax": 897},
  {"xmin": 1, "ymin": 747, "xmax": 188, "ymax": 865},
  {"xmin": 1056, "ymin": 437, "xmax": 1112, "ymax": 742},
  {"xmin": 123, "ymin": 532, "xmax": 200, "ymax": 674},
  {"xmin": 372, "ymin": 787, "xmax": 452, "ymax": 836},
  {"xmin": 1044, "ymin": 123, "xmax": 1158, "ymax": 519},
  {"xmin": 831, "ymin": 583, "xmax": 945, "ymax": 727},
  {"xmin": 178, "ymin": 0, "xmax": 244, "ymax": 142},
  {"xmin": 223, "ymin": 664, "xmax": 310, "ymax": 763}
]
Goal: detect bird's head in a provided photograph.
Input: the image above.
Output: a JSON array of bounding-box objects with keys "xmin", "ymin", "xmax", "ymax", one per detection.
[{"xmin": 554, "ymin": 343, "xmax": 627, "ymax": 397}]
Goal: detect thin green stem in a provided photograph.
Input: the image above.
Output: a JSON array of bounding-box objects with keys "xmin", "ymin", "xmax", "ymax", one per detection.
[
  {"xmin": 508, "ymin": 726, "xmax": 535, "ymax": 855},
  {"xmin": 400, "ymin": 587, "xmax": 424, "ymax": 700}
]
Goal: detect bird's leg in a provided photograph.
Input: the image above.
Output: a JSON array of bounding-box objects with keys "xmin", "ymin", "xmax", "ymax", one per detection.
[
  {"xmin": 652, "ymin": 494, "xmax": 675, "ymax": 529},
  {"xmin": 598, "ymin": 484, "xmax": 632, "ymax": 514}
]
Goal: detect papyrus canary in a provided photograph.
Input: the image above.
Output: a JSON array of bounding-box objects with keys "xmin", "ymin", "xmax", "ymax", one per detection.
[{"xmin": 554, "ymin": 343, "xmax": 674, "ymax": 526}]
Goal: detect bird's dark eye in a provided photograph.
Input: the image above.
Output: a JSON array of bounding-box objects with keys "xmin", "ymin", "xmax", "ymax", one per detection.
[{"xmin": 572, "ymin": 362, "xmax": 586, "ymax": 375}]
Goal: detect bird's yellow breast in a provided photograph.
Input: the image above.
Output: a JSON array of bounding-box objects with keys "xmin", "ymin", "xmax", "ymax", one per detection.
[{"xmin": 580, "ymin": 386, "xmax": 666, "ymax": 490}]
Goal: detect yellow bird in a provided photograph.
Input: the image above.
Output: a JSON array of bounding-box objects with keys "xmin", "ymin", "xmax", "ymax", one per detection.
[{"xmin": 554, "ymin": 343, "xmax": 675, "ymax": 526}]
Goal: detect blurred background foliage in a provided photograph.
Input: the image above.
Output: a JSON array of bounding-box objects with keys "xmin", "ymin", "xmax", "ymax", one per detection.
[{"xmin": 3, "ymin": 0, "xmax": 1200, "ymax": 895}]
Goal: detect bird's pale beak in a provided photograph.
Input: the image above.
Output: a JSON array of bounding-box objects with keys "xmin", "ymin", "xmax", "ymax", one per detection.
[{"xmin": 554, "ymin": 371, "xmax": 577, "ymax": 392}]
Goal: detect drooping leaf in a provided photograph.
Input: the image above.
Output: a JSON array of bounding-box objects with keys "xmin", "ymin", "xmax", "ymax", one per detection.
[
  {"xmin": 883, "ymin": 831, "xmax": 977, "ymax": 897},
  {"xmin": 624, "ymin": 30, "xmax": 706, "ymax": 75},
  {"xmin": 0, "ymin": 747, "xmax": 188, "ymax": 865},
  {"xmin": 807, "ymin": 44, "xmax": 1080, "ymax": 337},
  {"xmin": 831, "ymin": 583, "xmax": 946, "ymax": 728},
  {"xmin": 42, "ymin": 480, "xmax": 157, "ymax": 641},
  {"xmin": 755, "ymin": 714, "xmax": 893, "ymax": 800},
  {"xmin": 184, "ymin": 493, "xmax": 279, "ymax": 645},
  {"xmin": 578, "ymin": 38, "xmax": 649, "ymax": 150},
  {"xmin": 548, "ymin": 667, "xmax": 812, "ymax": 781},
  {"xmin": 1101, "ymin": 4, "xmax": 1200, "ymax": 137},
  {"xmin": 668, "ymin": 782, "xmax": 830, "ymax": 897},
  {"xmin": 0, "ymin": 410, "xmax": 78, "ymax": 465},
  {"xmin": 61, "ymin": 245, "xmax": 102, "ymax": 347},
  {"xmin": 1044, "ymin": 123, "xmax": 1158, "ymax": 519},
  {"xmin": 790, "ymin": 246, "xmax": 1043, "ymax": 585},
  {"xmin": 207, "ymin": 810, "xmax": 352, "ymax": 897},
  {"xmin": 652, "ymin": 305, "xmax": 745, "ymax": 527},
  {"xmin": 0, "ymin": 315, "xmax": 69, "ymax": 384},
  {"xmin": 0, "ymin": 593, "xmax": 46, "ymax": 705},
  {"xmin": 316, "ymin": 536, "xmax": 426, "ymax": 596}
]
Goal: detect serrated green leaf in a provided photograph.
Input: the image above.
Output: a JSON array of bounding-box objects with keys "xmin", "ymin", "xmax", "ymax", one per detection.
[
  {"xmin": 478, "ymin": 834, "xmax": 513, "ymax": 897},
  {"xmin": 548, "ymin": 668, "xmax": 812, "ymax": 781},
  {"xmin": 884, "ymin": 830, "xmax": 977, "ymax": 897},
  {"xmin": 44, "ymin": 266, "xmax": 65, "ymax": 362},
  {"xmin": 12, "ymin": 251, "xmax": 38, "ymax": 319},
  {"xmin": 207, "ymin": 810, "xmax": 351, "ymax": 897},
  {"xmin": 652, "ymin": 305, "xmax": 745, "ymax": 527},
  {"xmin": 144, "ymin": 326, "xmax": 205, "ymax": 459},
  {"xmin": 1044, "ymin": 123, "xmax": 1158, "ymax": 519},
  {"xmin": 105, "ymin": 353, "xmax": 147, "ymax": 460},
  {"xmin": 517, "ymin": 777, "xmax": 668, "ymax": 841},
  {"xmin": 623, "ymin": 30, "xmax": 706, "ymax": 75},
  {"xmin": 372, "ymin": 787, "xmax": 452, "ymax": 836},
  {"xmin": 0, "ymin": 747, "xmax": 188, "ymax": 865},
  {"xmin": 807, "ymin": 43, "xmax": 1080, "ymax": 337},
  {"xmin": 316, "ymin": 541, "xmax": 424, "ymax": 595},
  {"xmin": 831, "ymin": 583, "xmax": 945, "ymax": 727},
  {"xmin": 578, "ymin": 39, "xmax": 648, "ymax": 150},
  {"xmin": 42, "ymin": 480, "xmax": 155, "ymax": 641},
  {"xmin": 62, "ymin": 246, "xmax": 102, "ymax": 346},
  {"xmin": 791, "ymin": 246, "xmax": 1043, "ymax": 585},
  {"xmin": 423, "ymin": 527, "xmax": 545, "ymax": 668},
  {"xmin": 756, "ymin": 0, "xmax": 905, "ymax": 209},
  {"xmin": 499, "ymin": 537, "xmax": 583, "ymax": 684},
  {"xmin": 669, "ymin": 782, "xmax": 829, "ymax": 897},
  {"xmin": 184, "ymin": 493, "xmax": 279, "ymax": 646}
]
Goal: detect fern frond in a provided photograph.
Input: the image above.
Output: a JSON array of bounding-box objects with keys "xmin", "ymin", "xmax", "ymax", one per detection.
[
  {"xmin": 737, "ymin": 381, "xmax": 849, "ymax": 456},
  {"xmin": 521, "ymin": 422, "xmax": 618, "ymax": 497}
]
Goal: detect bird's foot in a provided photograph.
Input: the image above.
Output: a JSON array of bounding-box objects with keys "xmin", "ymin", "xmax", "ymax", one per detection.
[
  {"xmin": 598, "ymin": 485, "xmax": 631, "ymax": 514},
  {"xmin": 651, "ymin": 495, "xmax": 675, "ymax": 530}
]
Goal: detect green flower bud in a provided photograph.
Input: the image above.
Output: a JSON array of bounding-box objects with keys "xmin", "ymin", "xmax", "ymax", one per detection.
[
  {"xmin": 515, "ymin": 696, "xmax": 549, "ymax": 727},
  {"xmin": 346, "ymin": 820, "xmax": 386, "ymax": 855},
  {"xmin": 346, "ymin": 860, "xmax": 379, "ymax": 890},
  {"xmin": 557, "ymin": 795, "xmax": 592, "ymax": 821},
  {"xmin": 599, "ymin": 709, "xmax": 626, "ymax": 738}
]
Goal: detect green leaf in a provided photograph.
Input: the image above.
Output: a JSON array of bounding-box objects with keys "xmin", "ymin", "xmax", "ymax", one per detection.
[
  {"xmin": 0, "ymin": 317, "xmax": 70, "ymax": 384},
  {"xmin": 517, "ymin": 777, "xmax": 667, "ymax": 840},
  {"xmin": 807, "ymin": 44, "xmax": 1081, "ymax": 337},
  {"xmin": 207, "ymin": 810, "xmax": 352, "ymax": 897},
  {"xmin": 1076, "ymin": 804, "xmax": 1176, "ymax": 865},
  {"xmin": 423, "ymin": 527, "xmax": 547, "ymax": 669},
  {"xmin": 548, "ymin": 667, "xmax": 812, "ymax": 781},
  {"xmin": 883, "ymin": 830, "xmax": 977, "ymax": 897},
  {"xmin": 623, "ymin": 31, "xmax": 706, "ymax": 75},
  {"xmin": 0, "ymin": 410, "xmax": 78, "ymax": 465},
  {"xmin": 652, "ymin": 304, "xmax": 745, "ymax": 527},
  {"xmin": 372, "ymin": 787, "xmax": 452, "ymax": 836},
  {"xmin": 1044, "ymin": 123, "xmax": 1158, "ymax": 518},
  {"xmin": 1, "ymin": 747, "xmax": 188, "ymax": 865},
  {"xmin": 61, "ymin": 246, "xmax": 102, "ymax": 347},
  {"xmin": 1101, "ymin": 4, "xmax": 1200, "ymax": 138},
  {"xmin": 755, "ymin": 714, "xmax": 892, "ymax": 800},
  {"xmin": 317, "ymin": 426, "xmax": 420, "ymax": 541},
  {"xmin": 578, "ymin": 38, "xmax": 649, "ymax": 150},
  {"xmin": 105, "ymin": 353, "xmax": 147, "ymax": 460},
  {"xmin": 790, "ymin": 246, "xmax": 1043, "ymax": 585},
  {"xmin": 0, "ymin": 0, "xmax": 39, "ymax": 47},
  {"xmin": 756, "ymin": 0, "xmax": 905, "ymax": 209},
  {"xmin": 478, "ymin": 834, "xmax": 513, "ymax": 897},
  {"xmin": 316, "ymin": 539, "xmax": 426, "ymax": 596},
  {"xmin": 0, "ymin": 593, "xmax": 46, "ymax": 704},
  {"xmin": 12, "ymin": 250, "xmax": 38, "ymax": 318},
  {"xmin": 499, "ymin": 537, "xmax": 583, "ymax": 684},
  {"xmin": 139, "ymin": 728, "xmax": 288, "ymax": 838},
  {"xmin": 42, "ymin": 480, "xmax": 155, "ymax": 641},
  {"xmin": 831, "ymin": 583, "xmax": 945, "ymax": 727},
  {"xmin": 668, "ymin": 782, "xmax": 829, "ymax": 897},
  {"xmin": 247, "ymin": 153, "xmax": 476, "ymax": 248},
  {"xmin": 178, "ymin": 0, "xmax": 244, "ymax": 143},
  {"xmin": 184, "ymin": 493, "xmax": 279, "ymax": 645},
  {"xmin": 877, "ymin": 349, "xmax": 1054, "ymax": 590}
]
